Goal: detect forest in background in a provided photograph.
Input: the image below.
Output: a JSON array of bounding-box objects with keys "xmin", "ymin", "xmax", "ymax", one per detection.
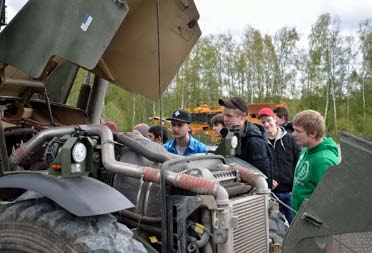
[{"xmin": 68, "ymin": 13, "xmax": 372, "ymax": 142}]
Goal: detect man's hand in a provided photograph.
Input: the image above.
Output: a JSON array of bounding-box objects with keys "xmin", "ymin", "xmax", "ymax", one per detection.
[{"xmin": 272, "ymin": 179, "xmax": 279, "ymax": 189}]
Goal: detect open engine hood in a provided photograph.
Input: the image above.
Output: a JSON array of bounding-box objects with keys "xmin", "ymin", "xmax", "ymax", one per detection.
[{"xmin": 0, "ymin": 0, "xmax": 201, "ymax": 100}]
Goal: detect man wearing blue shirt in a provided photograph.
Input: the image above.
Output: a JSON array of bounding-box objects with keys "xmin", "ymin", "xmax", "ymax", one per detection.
[{"xmin": 164, "ymin": 109, "xmax": 209, "ymax": 156}]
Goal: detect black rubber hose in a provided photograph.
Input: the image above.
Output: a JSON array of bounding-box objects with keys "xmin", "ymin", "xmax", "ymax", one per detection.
[
  {"xmin": 114, "ymin": 133, "xmax": 172, "ymax": 163},
  {"xmin": 119, "ymin": 209, "xmax": 161, "ymax": 224},
  {"xmin": 0, "ymin": 120, "xmax": 10, "ymax": 172},
  {"xmin": 117, "ymin": 216, "xmax": 162, "ymax": 236},
  {"xmin": 4, "ymin": 127, "xmax": 38, "ymax": 137},
  {"xmin": 225, "ymin": 183, "xmax": 252, "ymax": 198}
]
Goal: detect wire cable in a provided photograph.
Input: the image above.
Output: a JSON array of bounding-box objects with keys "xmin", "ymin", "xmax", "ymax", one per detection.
[{"xmin": 271, "ymin": 192, "xmax": 297, "ymax": 215}]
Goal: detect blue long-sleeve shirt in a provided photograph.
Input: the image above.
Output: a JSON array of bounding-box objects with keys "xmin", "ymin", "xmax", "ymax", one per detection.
[{"xmin": 163, "ymin": 135, "xmax": 209, "ymax": 156}]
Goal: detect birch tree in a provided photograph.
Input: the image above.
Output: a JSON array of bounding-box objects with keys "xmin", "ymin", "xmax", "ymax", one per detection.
[
  {"xmin": 263, "ymin": 34, "xmax": 279, "ymax": 100},
  {"xmin": 358, "ymin": 18, "xmax": 372, "ymax": 129},
  {"xmin": 274, "ymin": 27, "xmax": 299, "ymax": 101}
]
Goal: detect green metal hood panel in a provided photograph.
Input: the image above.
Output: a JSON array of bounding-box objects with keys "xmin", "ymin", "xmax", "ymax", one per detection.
[
  {"xmin": 282, "ymin": 132, "xmax": 372, "ymax": 252},
  {"xmin": 0, "ymin": 0, "xmax": 128, "ymax": 76},
  {"xmin": 0, "ymin": 0, "xmax": 201, "ymax": 100},
  {"xmin": 93, "ymin": 0, "xmax": 201, "ymax": 100}
]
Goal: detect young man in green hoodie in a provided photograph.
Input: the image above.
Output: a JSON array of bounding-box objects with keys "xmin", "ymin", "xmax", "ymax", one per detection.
[{"xmin": 291, "ymin": 110, "xmax": 339, "ymax": 211}]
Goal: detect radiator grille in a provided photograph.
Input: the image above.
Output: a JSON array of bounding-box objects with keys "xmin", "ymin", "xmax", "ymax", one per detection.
[
  {"xmin": 232, "ymin": 195, "xmax": 268, "ymax": 253},
  {"xmin": 338, "ymin": 232, "xmax": 372, "ymax": 252},
  {"xmin": 97, "ymin": 168, "xmax": 115, "ymax": 186},
  {"xmin": 298, "ymin": 232, "xmax": 372, "ymax": 252}
]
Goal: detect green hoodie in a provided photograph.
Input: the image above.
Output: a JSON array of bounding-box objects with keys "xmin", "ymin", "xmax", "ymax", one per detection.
[{"xmin": 291, "ymin": 137, "xmax": 339, "ymax": 211}]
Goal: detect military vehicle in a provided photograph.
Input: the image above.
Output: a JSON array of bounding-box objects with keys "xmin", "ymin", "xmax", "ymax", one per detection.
[
  {"xmin": 0, "ymin": 0, "xmax": 287, "ymax": 252},
  {"xmin": 2, "ymin": 1, "xmax": 370, "ymax": 253}
]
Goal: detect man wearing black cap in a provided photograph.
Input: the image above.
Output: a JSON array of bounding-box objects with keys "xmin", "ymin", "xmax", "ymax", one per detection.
[
  {"xmin": 163, "ymin": 109, "xmax": 209, "ymax": 156},
  {"xmin": 219, "ymin": 97, "xmax": 272, "ymax": 184}
]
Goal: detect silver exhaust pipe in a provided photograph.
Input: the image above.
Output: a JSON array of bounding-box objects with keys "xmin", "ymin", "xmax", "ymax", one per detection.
[{"xmin": 9, "ymin": 125, "xmax": 228, "ymax": 202}]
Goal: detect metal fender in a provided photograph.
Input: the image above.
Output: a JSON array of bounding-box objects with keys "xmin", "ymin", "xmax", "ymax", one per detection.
[{"xmin": 0, "ymin": 173, "xmax": 133, "ymax": 216}]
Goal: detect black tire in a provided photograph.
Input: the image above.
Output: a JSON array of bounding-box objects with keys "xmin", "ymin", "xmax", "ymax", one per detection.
[{"xmin": 0, "ymin": 198, "xmax": 147, "ymax": 253}]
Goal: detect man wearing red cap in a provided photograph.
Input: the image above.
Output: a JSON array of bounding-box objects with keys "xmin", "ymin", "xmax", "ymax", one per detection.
[{"xmin": 258, "ymin": 108, "xmax": 301, "ymax": 223}]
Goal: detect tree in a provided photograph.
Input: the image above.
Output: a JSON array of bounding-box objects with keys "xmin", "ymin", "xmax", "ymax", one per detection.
[
  {"xmin": 274, "ymin": 27, "xmax": 299, "ymax": 101},
  {"xmin": 342, "ymin": 36, "xmax": 357, "ymax": 130},
  {"xmin": 358, "ymin": 18, "xmax": 372, "ymax": 130},
  {"xmin": 198, "ymin": 36, "xmax": 223, "ymax": 100},
  {"xmin": 241, "ymin": 28, "xmax": 265, "ymax": 102},
  {"xmin": 308, "ymin": 14, "xmax": 344, "ymax": 135},
  {"xmin": 262, "ymin": 34, "xmax": 280, "ymax": 100}
]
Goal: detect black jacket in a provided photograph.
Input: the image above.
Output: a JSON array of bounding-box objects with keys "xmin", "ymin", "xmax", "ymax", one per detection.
[
  {"xmin": 269, "ymin": 127, "xmax": 301, "ymax": 193},
  {"xmin": 282, "ymin": 120, "xmax": 294, "ymax": 133},
  {"xmin": 238, "ymin": 121, "xmax": 272, "ymax": 184}
]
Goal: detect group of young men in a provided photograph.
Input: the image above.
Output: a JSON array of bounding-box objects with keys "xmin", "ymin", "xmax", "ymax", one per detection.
[
  {"xmin": 163, "ymin": 97, "xmax": 339, "ymax": 223},
  {"xmin": 215, "ymin": 97, "xmax": 339, "ymax": 223},
  {"xmin": 125, "ymin": 97, "xmax": 339, "ymax": 223}
]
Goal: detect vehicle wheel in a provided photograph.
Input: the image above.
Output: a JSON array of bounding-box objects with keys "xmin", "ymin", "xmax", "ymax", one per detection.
[{"xmin": 0, "ymin": 198, "xmax": 147, "ymax": 253}]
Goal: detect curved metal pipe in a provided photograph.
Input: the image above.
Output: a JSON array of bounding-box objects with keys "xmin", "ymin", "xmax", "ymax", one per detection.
[
  {"xmin": 204, "ymin": 242, "xmax": 213, "ymax": 253},
  {"xmin": 255, "ymin": 175, "xmax": 270, "ymax": 194},
  {"xmin": 195, "ymin": 209, "xmax": 212, "ymax": 248},
  {"xmin": 9, "ymin": 125, "xmax": 228, "ymax": 200},
  {"xmin": 231, "ymin": 165, "xmax": 270, "ymax": 194},
  {"xmin": 144, "ymin": 167, "xmax": 229, "ymax": 202},
  {"xmin": 216, "ymin": 185, "xmax": 229, "ymax": 203},
  {"xmin": 8, "ymin": 124, "xmax": 147, "ymax": 178},
  {"xmin": 114, "ymin": 133, "xmax": 173, "ymax": 163},
  {"xmin": 9, "ymin": 125, "xmax": 76, "ymax": 167}
]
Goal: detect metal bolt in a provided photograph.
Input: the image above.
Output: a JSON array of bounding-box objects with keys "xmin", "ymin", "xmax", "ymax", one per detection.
[{"xmin": 112, "ymin": 0, "xmax": 124, "ymax": 8}]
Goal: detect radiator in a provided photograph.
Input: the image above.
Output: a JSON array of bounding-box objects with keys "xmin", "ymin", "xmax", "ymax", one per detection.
[{"xmin": 231, "ymin": 195, "xmax": 269, "ymax": 253}]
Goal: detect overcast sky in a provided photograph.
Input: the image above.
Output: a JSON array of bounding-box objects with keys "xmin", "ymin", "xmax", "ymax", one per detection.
[
  {"xmin": 6, "ymin": 0, "xmax": 372, "ymax": 41},
  {"xmin": 194, "ymin": 0, "xmax": 372, "ymax": 41}
]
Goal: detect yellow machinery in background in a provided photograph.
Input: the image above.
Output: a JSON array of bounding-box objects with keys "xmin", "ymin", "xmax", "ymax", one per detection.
[
  {"xmin": 188, "ymin": 101, "xmax": 287, "ymax": 144},
  {"xmin": 150, "ymin": 101, "xmax": 287, "ymax": 144}
]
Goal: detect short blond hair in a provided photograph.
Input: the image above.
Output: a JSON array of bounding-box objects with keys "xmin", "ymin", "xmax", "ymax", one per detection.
[{"xmin": 293, "ymin": 110, "xmax": 325, "ymax": 139}]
